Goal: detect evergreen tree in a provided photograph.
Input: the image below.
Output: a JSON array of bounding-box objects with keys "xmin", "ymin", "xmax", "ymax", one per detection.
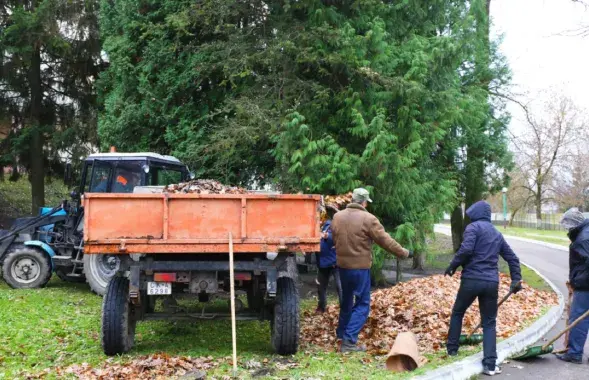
[{"xmin": 0, "ymin": 0, "xmax": 102, "ymax": 212}]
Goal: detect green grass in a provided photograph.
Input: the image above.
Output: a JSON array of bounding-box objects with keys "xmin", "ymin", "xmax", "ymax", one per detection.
[
  {"xmin": 0, "ymin": 176, "xmax": 69, "ymax": 217},
  {"xmin": 500, "ymin": 227, "xmax": 569, "ymax": 247},
  {"xmin": 0, "ymin": 277, "xmax": 483, "ymax": 379},
  {"xmin": 0, "ymin": 233, "xmax": 555, "ymax": 379}
]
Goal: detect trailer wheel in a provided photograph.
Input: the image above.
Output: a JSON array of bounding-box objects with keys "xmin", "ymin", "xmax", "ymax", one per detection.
[
  {"xmin": 2, "ymin": 247, "xmax": 52, "ymax": 289},
  {"xmin": 84, "ymin": 253, "xmax": 120, "ymax": 296},
  {"xmin": 271, "ymin": 277, "xmax": 299, "ymax": 355},
  {"xmin": 101, "ymin": 276, "xmax": 137, "ymax": 355}
]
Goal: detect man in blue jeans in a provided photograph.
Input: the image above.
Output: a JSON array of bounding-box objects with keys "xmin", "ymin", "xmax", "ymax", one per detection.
[
  {"xmin": 556, "ymin": 208, "xmax": 589, "ymax": 364},
  {"xmin": 331, "ymin": 188, "xmax": 412, "ymax": 352},
  {"xmin": 445, "ymin": 201, "xmax": 522, "ymax": 376}
]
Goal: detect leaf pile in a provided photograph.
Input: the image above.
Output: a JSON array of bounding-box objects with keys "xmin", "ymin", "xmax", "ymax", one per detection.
[
  {"xmin": 301, "ymin": 273, "xmax": 558, "ymax": 354},
  {"xmin": 323, "ymin": 193, "xmax": 353, "ymax": 210},
  {"xmin": 29, "ymin": 354, "xmax": 217, "ymax": 380},
  {"xmin": 165, "ymin": 179, "xmax": 247, "ymax": 194}
]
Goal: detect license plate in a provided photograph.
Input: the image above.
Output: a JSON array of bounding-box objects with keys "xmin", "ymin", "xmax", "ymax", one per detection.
[{"xmin": 147, "ymin": 281, "xmax": 172, "ymax": 295}]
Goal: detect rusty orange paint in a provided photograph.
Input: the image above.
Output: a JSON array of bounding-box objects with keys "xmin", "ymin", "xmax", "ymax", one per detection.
[{"xmin": 83, "ymin": 193, "xmax": 321, "ymax": 254}]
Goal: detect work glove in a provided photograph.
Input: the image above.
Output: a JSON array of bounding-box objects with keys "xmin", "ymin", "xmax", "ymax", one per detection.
[
  {"xmin": 510, "ymin": 280, "xmax": 523, "ymax": 294},
  {"xmin": 444, "ymin": 265, "xmax": 456, "ymax": 277},
  {"xmin": 405, "ymin": 249, "xmax": 414, "ymax": 259}
]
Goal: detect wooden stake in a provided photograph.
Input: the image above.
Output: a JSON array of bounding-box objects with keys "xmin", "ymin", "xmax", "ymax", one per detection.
[{"xmin": 229, "ymin": 232, "xmax": 237, "ymax": 377}]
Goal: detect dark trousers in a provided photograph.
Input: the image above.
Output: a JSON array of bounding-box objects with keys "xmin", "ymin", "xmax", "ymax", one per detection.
[
  {"xmin": 336, "ymin": 268, "xmax": 371, "ymax": 344},
  {"xmin": 567, "ymin": 290, "xmax": 589, "ymax": 359},
  {"xmin": 447, "ymin": 278, "xmax": 499, "ymax": 369},
  {"xmin": 317, "ymin": 266, "xmax": 342, "ymax": 311}
]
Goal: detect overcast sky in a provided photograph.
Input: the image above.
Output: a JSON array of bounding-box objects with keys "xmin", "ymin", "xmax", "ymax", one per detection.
[{"xmin": 492, "ymin": 0, "xmax": 589, "ymax": 134}]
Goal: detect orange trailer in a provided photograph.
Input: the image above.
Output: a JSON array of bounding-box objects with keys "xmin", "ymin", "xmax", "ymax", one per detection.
[{"xmin": 83, "ymin": 192, "xmax": 321, "ymax": 357}]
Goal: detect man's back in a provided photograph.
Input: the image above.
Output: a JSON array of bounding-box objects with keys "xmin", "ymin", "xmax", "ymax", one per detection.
[
  {"xmin": 332, "ymin": 203, "xmax": 406, "ymax": 269},
  {"xmin": 450, "ymin": 201, "xmax": 521, "ymax": 283}
]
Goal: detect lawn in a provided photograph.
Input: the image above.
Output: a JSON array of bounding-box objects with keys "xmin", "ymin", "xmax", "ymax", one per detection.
[
  {"xmin": 0, "ymin": 234, "xmax": 555, "ymax": 379},
  {"xmin": 500, "ymin": 227, "xmax": 569, "ymax": 247},
  {"xmin": 0, "ymin": 177, "xmax": 69, "ymax": 219}
]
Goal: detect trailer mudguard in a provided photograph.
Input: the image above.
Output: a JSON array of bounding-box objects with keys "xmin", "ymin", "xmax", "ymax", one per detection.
[{"xmin": 24, "ymin": 240, "xmax": 56, "ymax": 269}]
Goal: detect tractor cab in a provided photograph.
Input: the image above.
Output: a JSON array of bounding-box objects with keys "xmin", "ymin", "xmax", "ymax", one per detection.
[{"xmin": 79, "ymin": 152, "xmax": 190, "ymax": 196}]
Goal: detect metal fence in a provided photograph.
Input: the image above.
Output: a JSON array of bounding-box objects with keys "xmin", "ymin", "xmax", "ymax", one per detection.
[{"xmin": 443, "ymin": 212, "xmax": 566, "ymax": 231}]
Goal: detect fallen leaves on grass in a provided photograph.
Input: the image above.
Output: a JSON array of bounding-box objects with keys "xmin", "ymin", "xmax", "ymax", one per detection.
[
  {"xmin": 165, "ymin": 179, "xmax": 247, "ymax": 194},
  {"xmin": 29, "ymin": 354, "xmax": 217, "ymax": 380},
  {"xmin": 301, "ymin": 273, "xmax": 558, "ymax": 355}
]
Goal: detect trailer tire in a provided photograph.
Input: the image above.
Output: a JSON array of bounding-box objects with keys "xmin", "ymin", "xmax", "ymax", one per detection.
[
  {"xmin": 2, "ymin": 247, "xmax": 52, "ymax": 289},
  {"xmin": 101, "ymin": 276, "xmax": 137, "ymax": 356},
  {"xmin": 271, "ymin": 277, "xmax": 299, "ymax": 355},
  {"xmin": 84, "ymin": 253, "xmax": 120, "ymax": 296}
]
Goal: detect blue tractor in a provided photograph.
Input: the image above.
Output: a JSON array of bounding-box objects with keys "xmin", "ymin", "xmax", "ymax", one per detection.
[{"xmin": 0, "ymin": 151, "xmax": 190, "ymax": 295}]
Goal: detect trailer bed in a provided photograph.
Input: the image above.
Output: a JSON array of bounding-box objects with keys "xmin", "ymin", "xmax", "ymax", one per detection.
[{"xmin": 83, "ymin": 193, "xmax": 321, "ymax": 254}]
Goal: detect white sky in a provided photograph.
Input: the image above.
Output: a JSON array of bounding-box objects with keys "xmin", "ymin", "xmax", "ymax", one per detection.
[{"xmin": 492, "ymin": 0, "xmax": 589, "ymax": 134}]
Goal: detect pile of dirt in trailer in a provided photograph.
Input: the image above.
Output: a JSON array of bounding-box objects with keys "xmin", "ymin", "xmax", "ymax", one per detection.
[
  {"xmin": 301, "ymin": 273, "xmax": 558, "ymax": 354},
  {"xmin": 164, "ymin": 179, "xmax": 248, "ymax": 194}
]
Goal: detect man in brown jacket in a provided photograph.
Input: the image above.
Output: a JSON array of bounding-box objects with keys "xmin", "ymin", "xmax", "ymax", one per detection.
[{"xmin": 332, "ymin": 188, "xmax": 412, "ymax": 352}]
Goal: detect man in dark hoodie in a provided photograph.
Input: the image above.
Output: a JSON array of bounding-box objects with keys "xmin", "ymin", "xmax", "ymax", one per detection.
[
  {"xmin": 316, "ymin": 204, "xmax": 342, "ymax": 314},
  {"xmin": 445, "ymin": 201, "xmax": 522, "ymax": 376},
  {"xmin": 555, "ymin": 208, "xmax": 589, "ymax": 364}
]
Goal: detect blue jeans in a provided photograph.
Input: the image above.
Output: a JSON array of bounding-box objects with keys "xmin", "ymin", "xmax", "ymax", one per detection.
[
  {"xmin": 336, "ymin": 268, "xmax": 371, "ymax": 344},
  {"xmin": 567, "ymin": 290, "xmax": 589, "ymax": 360},
  {"xmin": 447, "ymin": 278, "xmax": 499, "ymax": 370}
]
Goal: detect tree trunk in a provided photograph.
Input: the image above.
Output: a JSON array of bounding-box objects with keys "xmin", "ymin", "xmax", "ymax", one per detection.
[
  {"xmin": 28, "ymin": 44, "xmax": 45, "ymax": 214},
  {"xmin": 535, "ymin": 182, "xmax": 542, "ymax": 223},
  {"xmin": 9, "ymin": 163, "xmax": 20, "ymax": 182},
  {"xmin": 412, "ymin": 249, "xmax": 426, "ymax": 271},
  {"xmin": 451, "ymin": 205, "xmax": 464, "ymax": 251}
]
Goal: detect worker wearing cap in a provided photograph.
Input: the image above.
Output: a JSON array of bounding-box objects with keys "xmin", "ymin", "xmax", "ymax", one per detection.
[
  {"xmin": 556, "ymin": 208, "xmax": 589, "ymax": 364},
  {"xmin": 331, "ymin": 188, "xmax": 412, "ymax": 352}
]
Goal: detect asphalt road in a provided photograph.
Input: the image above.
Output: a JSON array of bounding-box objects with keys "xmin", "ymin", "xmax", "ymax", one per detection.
[{"xmin": 480, "ymin": 236, "xmax": 589, "ymax": 378}]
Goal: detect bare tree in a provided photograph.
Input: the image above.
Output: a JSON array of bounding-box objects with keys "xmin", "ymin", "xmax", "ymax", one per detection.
[
  {"xmin": 554, "ymin": 149, "xmax": 589, "ymax": 211},
  {"xmin": 511, "ymin": 94, "xmax": 587, "ymax": 222}
]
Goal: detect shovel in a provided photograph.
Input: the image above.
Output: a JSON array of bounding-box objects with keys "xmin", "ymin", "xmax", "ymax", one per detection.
[
  {"xmin": 458, "ymin": 281, "xmax": 521, "ymax": 345},
  {"xmin": 512, "ymin": 307, "xmax": 589, "ymax": 360}
]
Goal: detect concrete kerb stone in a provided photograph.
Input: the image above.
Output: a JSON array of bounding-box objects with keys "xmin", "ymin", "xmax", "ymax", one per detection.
[{"xmin": 414, "ymin": 226, "xmax": 566, "ymax": 380}]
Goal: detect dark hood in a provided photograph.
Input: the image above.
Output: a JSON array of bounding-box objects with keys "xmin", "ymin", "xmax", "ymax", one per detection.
[
  {"xmin": 568, "ymin": 218, "xmax": 589, "ymax": 242},
  {"xmin": 466, "ymin": 201, "xmax": 492, "ymax": 222}
]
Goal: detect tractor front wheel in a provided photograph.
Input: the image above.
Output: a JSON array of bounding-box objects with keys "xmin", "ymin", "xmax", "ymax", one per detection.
[
  {"xmin": 2, "ymin": 247, "xmax": 52, "ymax": 289},
  {"xmin": 101, "ymin": 276, "xmax": 137, "ymax": 355}
]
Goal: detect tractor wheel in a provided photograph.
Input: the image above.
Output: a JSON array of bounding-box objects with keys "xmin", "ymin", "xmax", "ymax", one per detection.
[
  {"xmin": 55, "ymin": 268, "xmax": 86, "ymax": 283},
  {"xmin": 102, "ymin": 276, "xmax": 137, "ymax": 355},
  {"xmin": 2, "ymin": 247, "xmax": 52, "ymax": 289},
  {"xmin": 271, "ymin": 277, "xmax": 300, "ymax": 355},
  {"xmin": 84, "ymin": 253, "xmax": 121, "ymax": 296}
]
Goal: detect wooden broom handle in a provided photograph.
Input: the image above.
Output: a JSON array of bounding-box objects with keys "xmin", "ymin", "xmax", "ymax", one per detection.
[
  {"xmin": 467, "ymin": 281, "xmax": 521, "ymax": 339},
  {"xmin": 542, "ymin": 307, "xmax": 589, "ymax": 350}
]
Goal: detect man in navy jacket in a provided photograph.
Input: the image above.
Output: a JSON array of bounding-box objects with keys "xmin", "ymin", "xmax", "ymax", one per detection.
[
  {"xmin": 445, "ymin": 201, "xmax": 522, "ymax": 376},
  {"xmin": 316, "ymin": 204, "xmax": 342, "ymax": 313},
  {"xmin": 556, "ymin": 208, "xmax": 589, "ymax": 364}
]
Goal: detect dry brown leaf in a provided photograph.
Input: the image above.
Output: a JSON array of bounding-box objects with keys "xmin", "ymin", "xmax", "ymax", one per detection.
[{"xmin": 300, "ymin": 273, "xmax": 558, "ymax": 355}]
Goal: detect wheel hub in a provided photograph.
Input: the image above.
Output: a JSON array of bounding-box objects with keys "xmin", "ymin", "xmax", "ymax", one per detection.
[{"xmin": 12, "ymin": 257, "xmax": 41, "ymax": 283}]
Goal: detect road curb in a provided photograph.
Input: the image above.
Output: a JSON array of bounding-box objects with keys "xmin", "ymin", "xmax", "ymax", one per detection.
[{"xmin": 415, "ymin": 228, "xmax": 566, "ymax": 380}]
